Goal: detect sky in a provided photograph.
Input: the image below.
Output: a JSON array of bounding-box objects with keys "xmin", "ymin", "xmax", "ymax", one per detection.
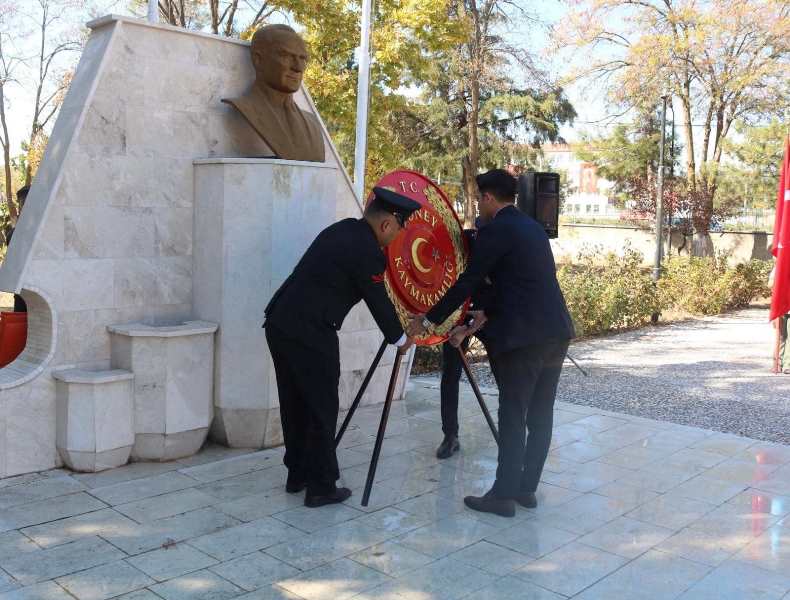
[{"xmin": 3, "ymin": 0, "xmax": 623, "ymax": 168}]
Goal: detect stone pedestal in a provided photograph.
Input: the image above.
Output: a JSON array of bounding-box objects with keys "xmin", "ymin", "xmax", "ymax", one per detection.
[
  {"xmin": 53, "ymin": 368, "xmax": 135, "ymax": 472},
  {"xmin": 108, "ymin": 321, "xmax": 218, "ymax": 461},
  {"xmin": 194, "ymin": 159, "xmax": 407, "ymax": 449}
]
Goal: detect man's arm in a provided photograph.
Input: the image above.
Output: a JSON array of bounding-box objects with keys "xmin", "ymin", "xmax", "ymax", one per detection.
[
  {"xmin": 356, "ymin": 253, "xmax": 406, "ymax": 345},
  {"xmin": 424, "ymin": 225, "xmax": 510, "ymax": 326}
]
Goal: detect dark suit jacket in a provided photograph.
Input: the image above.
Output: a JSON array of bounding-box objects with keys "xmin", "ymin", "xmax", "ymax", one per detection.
[
  {"xmin": 265, "ymin": 218, "xmax": 404, "ymax": 360},
  {"xmin": 427, "ymin": 205, "xmax": 574, "ymax": 356}
]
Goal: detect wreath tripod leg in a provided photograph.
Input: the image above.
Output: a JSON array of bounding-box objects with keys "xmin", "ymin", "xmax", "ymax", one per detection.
[
  {"xmin": 458, "ymin": 347, "xmax": 499, "ymax": 444},
  {"xmin": 361, "ymin": 347, "xmax": 406, "ymax": 507},
  {"xmin": 335, "ymin": 340, "xmax": 388, "ymax": 448}
]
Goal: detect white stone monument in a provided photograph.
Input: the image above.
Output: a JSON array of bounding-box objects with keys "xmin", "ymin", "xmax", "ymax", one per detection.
[{"xmin": 0, "ymin": 16, "xmax": 411, "ymax": 478}]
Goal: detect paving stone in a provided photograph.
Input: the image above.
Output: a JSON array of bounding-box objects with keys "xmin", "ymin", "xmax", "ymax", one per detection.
[
  {"xmin": 213, "ymin": 490, "xmax": 304, "ymax": 523},
  {"xmin": 449, "ymin": 540, "xmax": 533, "ymax": 576},
  {"xmin": 21, "ymin": 508, "xmax": 138, "ymax": 548},
  {"xmin": 580, "ymin": 516, "xmax": 674, "ymax": 559},
  {"xmin": 349, "ymin": 541, "xmax": 435, "ymax": 577},
  {"xmin": 115, "ymin": 488, "xmax": 218, "ymax": 523},
  {"xmin": 149, "ymin": 569, "xmax": 244, "ymax": 600},
  {"xmin": 0, "ymin": 532, "xmax": 38, "ymax": 562},
  {"xmin": 276, "ymin": 558, "xmax": 391, "ymax": 600},
  {"xmin": 188, "ymin": 518, "xmax": 304, "ymax": 561},
  {"xmin": 513, "ymin": 541, "xmax": 629, "ymax": 597},
  {"xmin": 677, "ymin": 560, "xmax": 790, "ymax": 600},
  {"xmin": 360, "ymin": 556, "xmax": 495, "ymax": 600},
  {"xmin": 127, "ymin": 544, "xmax": 218, "ymax": 582},
  {"xmin": 0, "ymin": 537, "xmax": 125, "ymax": 585},
  {"xmin": 573, "ymin": 549, "xmax": 711, "ymax": 600},
  {"xmin": 209, "ymin": 552, "xmax": 298, "ymax": 592},
  {"xmin": 0, "ymin": 493, "xmax": 107, "ymax": 532},
  {"xmin": 56, "ymin": 561, "xmax": 154, "ymax": 600},
  {"xmin": 100, "ymin": 507, "xmax": 240, "ymax": 555},
  {"xmin": 89, "ymin": 472, "xmax": 199, "ymax": 505},
  {"xmin": 74, "ymin": 462, "xmax": 181, "ymax": 488},
  {"xmin": 271, "ymin": 503, "xmax": 363, "ymax": 534},
  {"xmin": 0, "ymin": 582, "xmax": 74, "ymax": 599},
  {"xmin": 0, "ymin": 476, "xmax": 86, "ymax": 510},
  {"xmin": 178, "ymin": 452, "xmax": 281, "ymax": 483}
]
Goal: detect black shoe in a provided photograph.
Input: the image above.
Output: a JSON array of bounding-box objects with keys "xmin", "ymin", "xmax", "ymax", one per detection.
[
  {"xmin": 464, "ymin": 493, "xmax": 516, "ymax": 517},
  {"xmin": 304, "ymin": 487, "xmax": 352, "ymax": 508},
  {"xmin": 286, "ymin": 474, "xmax": 305, "ymax": 494},
  {"xmin": 515, "ymin": 492, "xmax": 537, "ymax": 508},
  {"xmin": 436, "ymin": 435, "xmax": 460, "ymax": 459},
  {"xmin": 285, "ymin": 472, "xmax": 307, "ymax": 494}
]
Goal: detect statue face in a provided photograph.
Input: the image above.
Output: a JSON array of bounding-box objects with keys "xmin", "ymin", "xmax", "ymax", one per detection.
[{"xmin": 253, "ymin": 31, "xmax": 309, "ymax": 94}]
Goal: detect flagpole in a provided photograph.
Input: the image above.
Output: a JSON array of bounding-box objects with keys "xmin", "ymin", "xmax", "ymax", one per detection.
[
  {"xmin": 147, "ymin": 0, "xmax": 158, "ymax": 22},
  {"xmin": 353, "ymin": 0, "xmax": 374, "ymax": 203}
]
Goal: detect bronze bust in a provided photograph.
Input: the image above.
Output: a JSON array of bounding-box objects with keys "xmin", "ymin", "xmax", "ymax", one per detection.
[{"xmin": 223, "ymin": 25, "xmax": 325, "ymax": 162}]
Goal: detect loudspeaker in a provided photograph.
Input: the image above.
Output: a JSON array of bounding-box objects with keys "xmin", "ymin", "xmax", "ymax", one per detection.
[{"xmin": 517, "ymin": 172, "xmax": 560, "ymax": 239}]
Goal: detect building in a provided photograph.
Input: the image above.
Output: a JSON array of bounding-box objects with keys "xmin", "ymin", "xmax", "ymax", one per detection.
[{"xmin": 540, "ymin": 143, "xmax": 620, "ymax": 218}]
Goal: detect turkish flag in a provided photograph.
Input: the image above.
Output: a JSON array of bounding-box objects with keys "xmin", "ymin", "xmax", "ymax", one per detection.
[{"xmin": 769, "ymin": 135, "xmax": 790, "ymax": 321}]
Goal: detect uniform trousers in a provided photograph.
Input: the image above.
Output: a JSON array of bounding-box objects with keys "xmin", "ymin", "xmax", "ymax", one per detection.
[
  {"xmin": 439, "ymin": 337, "xmax": 470, "ymax": 437},
  {"xmin": 488, "ymin": 339, "xmax": 569, "ymax": 498},
  {"xmin": 265, "ymin": 325, "xmax": 340, "ymax": 496}
]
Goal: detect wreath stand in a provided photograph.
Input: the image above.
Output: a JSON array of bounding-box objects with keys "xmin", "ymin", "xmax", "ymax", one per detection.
[{"xmin": 335, "ymin": 340, "xmax": 499, "ymax": 506}]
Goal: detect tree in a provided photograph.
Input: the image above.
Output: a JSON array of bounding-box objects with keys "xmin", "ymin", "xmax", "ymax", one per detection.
[
  {"xmin": 274, "ymin": 0, "xmax": 467, "ymax": 189},
  {"xmin": 388, "ymin": 1, "xmax": 575, "ymax": 225},
  {"xmin": 24, "ymin": 0, "xmax": 82, "ymax": 185},
  {"xmin": 556, "ymin": 0, "xmax": 789, "ymax": 254},
  {"xmin": 575, "ymin": 109, "xmax": 676, "ymax": 203},
  {"xmin": 0, "ymin": 0, "xmax": 22, "ymax": 225},
  {"xmin": 721, "ymin": 119, "xmax": 788, "ymax": 209}
]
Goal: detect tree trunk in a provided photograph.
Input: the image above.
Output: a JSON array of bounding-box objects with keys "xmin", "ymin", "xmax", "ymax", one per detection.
[
  {"xmin": 692, "ymin": 231, "xmax": 713, "ymax": 256},
  {"xmin": 679, "ymin": 91, "xmax": 696, "ymax": 192},
  {"xmin": 210, "ymin": 0, "xmax": 219, "ymax": 34},
  {"xmin": 0, "ymin": 85, "xmax": 17, "ymax": 225}
]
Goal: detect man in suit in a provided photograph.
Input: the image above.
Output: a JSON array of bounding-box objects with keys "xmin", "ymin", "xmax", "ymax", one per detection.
[
  {"xmin": 436, "ymin": 220, "xmax": 494, "ymax": 459},
  {"xmin": 264, "ymin": 187, "xmax": 419, "ymax": 508},
  {"xmin": 409, "ymin": 169, "xmax": 574, "ymax": 517}
]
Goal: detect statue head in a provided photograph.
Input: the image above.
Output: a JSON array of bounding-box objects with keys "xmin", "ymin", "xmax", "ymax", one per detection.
[{"xmin": 250, "ymin": 25, "xmax": 309, "ymax": 95}]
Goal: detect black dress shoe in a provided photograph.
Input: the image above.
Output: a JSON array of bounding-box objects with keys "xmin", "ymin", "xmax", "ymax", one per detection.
[
  {"xmin": 515, "ymin": 492, "xmax": 537, "ymax": 508},
  {"xmin": 304, "ymin": 487, "xmax": 352, "ymax": 508},
  {"xmin": 436, "ymin": 435, "xmax": 460, "ymax": 459},
  {"xmin": 286, "ymin": 478, "xmax": 305, "ymax": 494},
  {"xmin": 464, "ymin": 493, "xmax": 516, "ymax": 517}
]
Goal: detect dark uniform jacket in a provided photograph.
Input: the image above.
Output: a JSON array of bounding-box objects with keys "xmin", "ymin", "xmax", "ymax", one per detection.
[
  {"xmin": 427, "ymin": 204, "xmax": 574, "ymax": 356},
  {"xmin": 264, "ymin": 218, "xmax": 404, "ymax": 360}
]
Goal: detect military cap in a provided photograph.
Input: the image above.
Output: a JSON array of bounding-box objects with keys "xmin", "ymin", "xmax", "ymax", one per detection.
[{"xmin": 372, "ymin": 186, "xmax": 421, "ymax": 226}]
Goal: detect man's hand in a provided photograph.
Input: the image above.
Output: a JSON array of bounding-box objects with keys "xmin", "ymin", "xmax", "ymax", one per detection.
[
  {"xmin": 466, "ymin": 310, "xmax": 488, "ymax": 335},
  {"xmin": 448, "ymin": 325, "xmax": 469, "ymax": 348},
  {"xmin": 406, "ymin": 314, "xmax": 427, "ymax": 337},
  {"xmin": 399, "ymin": 336, "xmax": 416, "ymax": 353}
]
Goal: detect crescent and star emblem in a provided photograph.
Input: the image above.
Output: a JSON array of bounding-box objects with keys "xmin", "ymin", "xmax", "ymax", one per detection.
[{"xmin": 411, "ymin": 238, "xmax": 432, "ymax": 274}]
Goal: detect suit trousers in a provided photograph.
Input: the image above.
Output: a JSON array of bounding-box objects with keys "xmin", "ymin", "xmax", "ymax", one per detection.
[
  {"xmin": 265, "ymin": 325, "xmax": 340, "ymax": 495},
  {"xmin": 489, "ymin": 339, "xmax": 569, "ymax": 497},
  {"xmin": 439, "ymin": 338, "xmax": 470, "ymax": 437}
]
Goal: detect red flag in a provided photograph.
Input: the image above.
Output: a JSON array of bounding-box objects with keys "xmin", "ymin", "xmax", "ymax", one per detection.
[{"xmin": 769, "ymin": 135, "xmax": 790, "ymax": 321}]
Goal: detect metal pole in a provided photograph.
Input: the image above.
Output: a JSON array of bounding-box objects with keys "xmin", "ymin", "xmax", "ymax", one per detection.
[
  {"xmin": 335, "ymin": 340, "xmax": 387, "ymax": 448},
  {"xmin": 353, "ymin": 0, "xmax": 374, "ymax": 203},
  {"xmin": 361, "ymin": 347, "xmax": 404, "ymax": 507},
  {"xmin": 653, "ymin": 96, "xmax": 668, "ymax": 283},
  {"xmin": 458, "ymin": 349, "xmax": 499, "ymax": 444},
  {"xmin": 147, "ymin": 0, "xmax": 159, "ymax": 23}
]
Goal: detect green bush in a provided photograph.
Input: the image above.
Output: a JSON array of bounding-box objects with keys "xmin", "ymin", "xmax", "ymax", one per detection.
[
  {"xmin": 410, "ymin": 248, "xmax": 772, "ymax": 372},
  {"xmin": 558, "ymin": 246, "xmax": 661, "ymax": 337},
  {"xmin": 658, "ymin": 255, "xmax": 772, "ymax": 315}
]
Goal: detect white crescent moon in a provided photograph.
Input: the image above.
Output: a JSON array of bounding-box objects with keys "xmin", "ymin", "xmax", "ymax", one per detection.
[{"xmin": 411, "ymin": 238, "xmax": 432, "ymax": 274}]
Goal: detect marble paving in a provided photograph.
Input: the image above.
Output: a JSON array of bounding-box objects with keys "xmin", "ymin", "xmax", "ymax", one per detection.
[{"xmin": 1, "ymin": 381, "xmax": 789, "ymax": 599}]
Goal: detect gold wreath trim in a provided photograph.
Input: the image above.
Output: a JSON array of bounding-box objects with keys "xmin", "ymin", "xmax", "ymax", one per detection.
[{"xmin": 384, "ymin": 184, "xmax": 468, "ymax": 342}]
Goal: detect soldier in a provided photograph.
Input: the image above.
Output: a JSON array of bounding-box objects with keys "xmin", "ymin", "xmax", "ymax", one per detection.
[{"xmin": 264, "ymin": 188, "xmax": 420, "ymax": 507}]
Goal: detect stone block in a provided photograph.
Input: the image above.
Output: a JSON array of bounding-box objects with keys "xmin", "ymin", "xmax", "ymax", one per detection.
[
  {"xmin": 53, "ymin": 368, "xmax": 135, "ymax": 472},
  {"xmin": 108, "ymin": 320, "xmax": 217, "ymax": 461}
]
